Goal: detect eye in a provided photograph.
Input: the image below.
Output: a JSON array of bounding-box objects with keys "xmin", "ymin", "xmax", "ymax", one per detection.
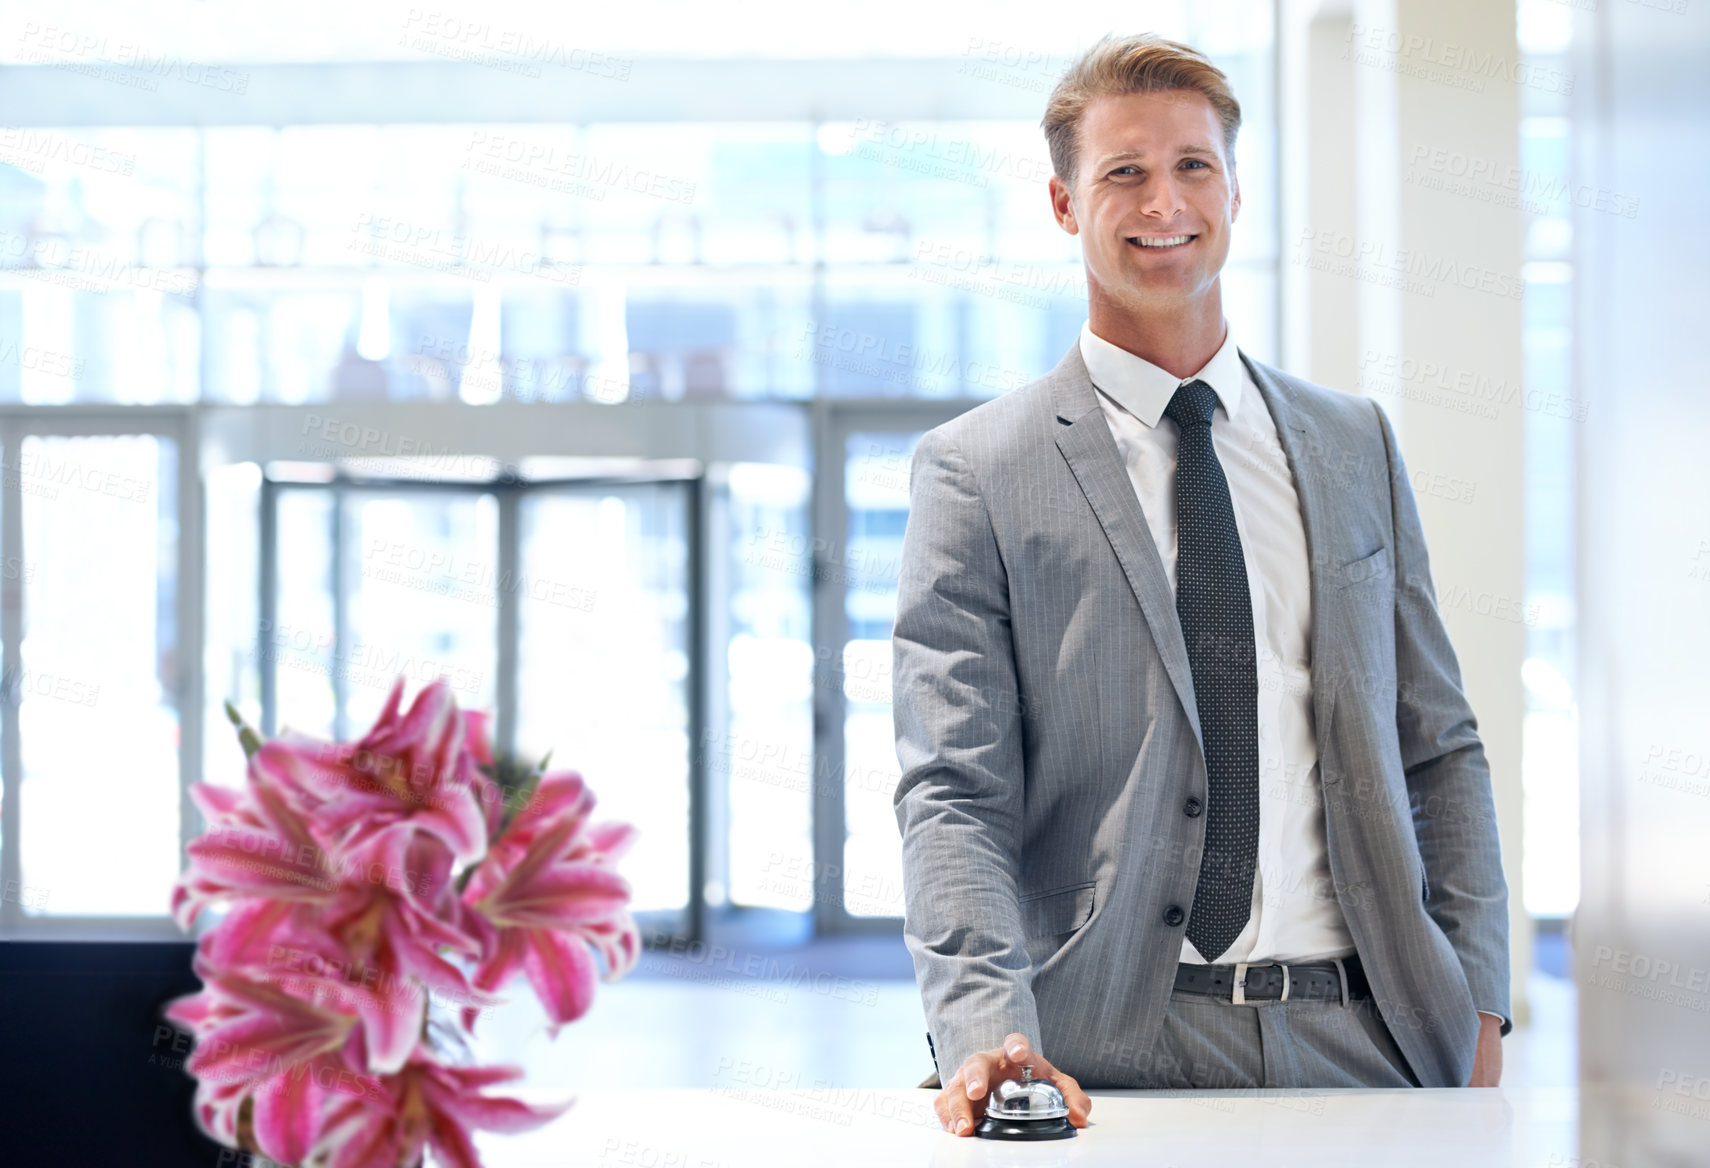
[
  {"xmin": 1109, "ymin": 165, "xmax": 1140, "ymax": 176},
  {"xmin": 1181, "ymin": 159, "xmax": 1208, "ymax": 170}
]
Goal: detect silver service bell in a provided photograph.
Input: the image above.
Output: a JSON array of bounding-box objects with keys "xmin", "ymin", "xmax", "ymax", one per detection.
[{"xmin": 974, "ymin": 1064, "xmax": 1077, "ymax": 1140}]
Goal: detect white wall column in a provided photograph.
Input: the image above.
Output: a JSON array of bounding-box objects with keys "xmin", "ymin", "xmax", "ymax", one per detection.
[{"xmin": 1283, "ymin": 0, "xmax": 1532, "ymax": 1028}]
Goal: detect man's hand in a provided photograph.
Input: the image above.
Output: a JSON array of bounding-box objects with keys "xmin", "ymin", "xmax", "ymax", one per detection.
[
  {"xmin": 933, "ymin": 1033, "xmax": 1091, "ymax": 1136},
  {"xmin": 1466, "ymin": 1012, "xmax": 1503, "ymax": 1086}
]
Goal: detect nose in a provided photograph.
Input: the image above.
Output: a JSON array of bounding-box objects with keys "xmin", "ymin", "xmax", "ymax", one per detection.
[{"xmin": 1136, "ymin": 172, "xmax": 1185, "ymax": 220}]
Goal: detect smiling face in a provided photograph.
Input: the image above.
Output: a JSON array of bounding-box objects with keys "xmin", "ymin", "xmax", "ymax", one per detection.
[{"xmin": 1049, "ymin": 88, "xmax": 1239, "ymax": 319}]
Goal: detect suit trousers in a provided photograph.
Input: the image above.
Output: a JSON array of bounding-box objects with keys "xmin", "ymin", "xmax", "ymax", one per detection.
[
  {"xmin": 1123, "ymin": 984, "xmax": 1424, "ymax": 1089},
  {"xmin": 917, "ymin": 984, "xmax": 1427, "ymax": 1091}
]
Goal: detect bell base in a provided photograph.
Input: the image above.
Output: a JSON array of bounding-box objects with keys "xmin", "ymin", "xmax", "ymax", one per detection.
[{"xmin": 973, "ymin": 1115, "xmax": 1077, "ymax": 1140}]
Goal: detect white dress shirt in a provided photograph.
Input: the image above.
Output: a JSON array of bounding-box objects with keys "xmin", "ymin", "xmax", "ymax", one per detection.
[{"xmin": 1078, "ymin": 318, "xmax": 1358, "ymax": 967}]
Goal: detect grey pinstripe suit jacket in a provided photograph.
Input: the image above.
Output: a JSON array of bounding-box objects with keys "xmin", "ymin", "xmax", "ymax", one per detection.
[{"xmin": 890, "ymin": 339, "xmax": 1510, "ymax": 1090}]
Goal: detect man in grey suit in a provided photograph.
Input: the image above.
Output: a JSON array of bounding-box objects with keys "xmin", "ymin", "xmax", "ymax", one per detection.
[{"xmin": 891, "ymin": 32, "xmax": 1510, "ymax": 1137}]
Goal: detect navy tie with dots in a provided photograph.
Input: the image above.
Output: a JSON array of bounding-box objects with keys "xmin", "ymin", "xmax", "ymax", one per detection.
[{"xmin": 1162, "ymin": 378, "xmax": 1259, "ymax": 965}]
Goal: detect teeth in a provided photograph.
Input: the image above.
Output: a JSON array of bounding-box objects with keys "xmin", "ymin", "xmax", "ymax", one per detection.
[{"xmin": 1134, "ymin": 234, "xmax": 1193, "ymax": 247}]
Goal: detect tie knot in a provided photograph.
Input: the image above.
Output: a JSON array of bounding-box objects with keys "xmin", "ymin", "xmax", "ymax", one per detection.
[{"xmin": 1163, "ymin": 379, "xmax": 1219, "ymax": 430}]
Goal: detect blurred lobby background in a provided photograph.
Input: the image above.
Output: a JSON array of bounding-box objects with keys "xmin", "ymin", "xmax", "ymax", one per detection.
[{"xmin": 0, "ymin": 2, "xmax": 1704, "ymax": 1161}]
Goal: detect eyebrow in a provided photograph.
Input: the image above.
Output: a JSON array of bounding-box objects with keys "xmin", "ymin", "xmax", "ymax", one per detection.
[{"xmin": 1096, "ymin": 144, "xmax": 1221, "ymax": 168}]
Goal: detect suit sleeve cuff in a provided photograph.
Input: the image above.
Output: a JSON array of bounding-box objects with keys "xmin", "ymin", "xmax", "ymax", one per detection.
[{"xmin": 1476, "ymin": 1009, "xmax": 1512, "ymax": 1038}]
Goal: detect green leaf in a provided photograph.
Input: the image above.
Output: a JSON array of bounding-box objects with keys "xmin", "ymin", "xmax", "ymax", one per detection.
[
  {"xmin": 223, "ymin": 700, "xmax": 264, "ymax": 760},
  {"xmin": 503, "ymin": 747, "xmax": 552, "ymax": 832}
]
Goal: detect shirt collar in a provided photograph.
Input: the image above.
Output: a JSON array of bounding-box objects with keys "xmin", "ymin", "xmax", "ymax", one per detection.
[{"xmin": 1078, "ymin": 318, "xmax": 1245, "ymax": 428}]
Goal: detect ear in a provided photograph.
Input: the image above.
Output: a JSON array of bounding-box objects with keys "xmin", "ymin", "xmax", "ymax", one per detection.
[
  {"xmin": 1229, "ymin": 167, "xmax": 1241, "ymax": 222},
  {"xmin": 1049, "ymin": 174, "xmax": 1079, "ymax": 235}
]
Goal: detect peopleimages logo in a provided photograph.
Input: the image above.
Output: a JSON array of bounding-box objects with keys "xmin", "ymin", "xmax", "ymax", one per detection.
[
  {"xmin": 14, "ymin": 23, "xmax": 252, "ymax": 94},
  {"xmin": 1405, "ymin": 144, "xmax": 1640, "ymax": 220},
  {"xmin": 1341, "ymin": 23, "xmax": 1574, "ymax": 95},
  {"xmin": 1294, "ymin": 226, "xmax": 1525, "ymax": 300},
  {"xmin": 1586, "ymin": 945, "xmax": 1710, "ymax": 1012}
]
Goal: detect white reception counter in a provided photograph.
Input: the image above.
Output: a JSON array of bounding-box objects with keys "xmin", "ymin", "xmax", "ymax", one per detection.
[{"xmin": 476, "ymin": 1085, "xmax": 1577, "ymax": 1167}]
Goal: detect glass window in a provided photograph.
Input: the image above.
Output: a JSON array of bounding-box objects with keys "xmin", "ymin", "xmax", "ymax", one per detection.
[
  {"xmin": 0, "ymin": 127, "xmax": 202, "ymax": 404},
  {"xmin": 840, "ymin": 431, "xmax": 922, "ymax": 917},
  {"xmin": 204, "ymin": 461, "xmax": 262, "ymax": 790},
  {"xmin": 341, "ymin": 490, "xmax": 499, "ymax": 733},
  {"xmin": 722, "ymin": 463, "xmax": 814, "ymax": 911},
  {"xmin": 270, "ymin": 488, "xmax": 338, "ymax": 738},
  {"xmin": 516, "ymin": 482, "xmax": 691, "ymax": 914},
  {"xmin": 17, "ymin": 433, "xmax": 180, "ymax": 916},
  {"xmin": 7, "ymin": 91, "xmax": 1277, "ymax": 400}
]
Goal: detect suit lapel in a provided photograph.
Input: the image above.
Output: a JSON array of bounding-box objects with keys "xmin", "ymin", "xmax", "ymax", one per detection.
[
  {"xmin": 1049, "ymin": 341, "xmax": 1342, "ymax": 764},
  {"xmin": 1238, "ymin": 350, "xmax": 1340, "ymax": 762},
  {"xmin": 1052, "ymin": 344, "xmax": 1205, "ymax": 753}
]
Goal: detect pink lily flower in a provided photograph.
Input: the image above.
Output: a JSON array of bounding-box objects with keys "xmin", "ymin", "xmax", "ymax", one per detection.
[
  {"xmin": 254, "ymin": 676, "xmax": 493, "ymax": 867},
  {"xmin": 463, "ymin": 707, "xmax": 495, "ymax": 769},
  {"xmin": 171, "ymin": 772, "xmax": 337, "ymax": 931},
  {"xmin": 461, "ymin": 772, "xmax": 641, "ymax": 1033},
  {"xmin": 173, "ymin": 676, "xmax": 633, "ymax": 1166},
  {"xmin": 193, "ymin": 866, "xmax": 491, "ymax": 1075},
  {"xmin": 317, "ymin": 1055, "xmax": 568, "ymax": 1168},
  {"xmin": 165, "ymin": 963, "xmax": 382, "ymax": 1163}
]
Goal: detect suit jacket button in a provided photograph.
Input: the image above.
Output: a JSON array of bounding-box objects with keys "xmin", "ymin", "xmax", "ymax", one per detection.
[
  {"xmin": 1183, "ymin": 797, "xmax": 1203, "ymax": 817},
  {"xmin": 1163, "ymin": 905, "xmax": 1185, "ymax": 927}
]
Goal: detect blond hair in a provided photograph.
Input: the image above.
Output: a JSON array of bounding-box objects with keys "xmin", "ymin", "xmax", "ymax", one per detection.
[{"xmin": 1042, "ymin": 32, "xmax": 1242, "ymax": 187}]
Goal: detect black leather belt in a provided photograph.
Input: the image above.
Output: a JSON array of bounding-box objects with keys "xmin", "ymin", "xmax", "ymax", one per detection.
[{"xmin": 1173, "ymin": 953, "xmax": 1370, "ymax": 1005}]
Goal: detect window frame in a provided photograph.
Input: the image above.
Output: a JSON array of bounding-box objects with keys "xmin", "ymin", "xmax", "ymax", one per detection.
[{"xmin": 0, "ymin": 404, "xmax": 200, "ymax": 940}]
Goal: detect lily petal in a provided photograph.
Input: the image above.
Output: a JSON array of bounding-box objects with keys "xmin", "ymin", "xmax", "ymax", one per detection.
[{"xmin": 520, "ymin": 927, "xmax": 598, "ymax": 1030}]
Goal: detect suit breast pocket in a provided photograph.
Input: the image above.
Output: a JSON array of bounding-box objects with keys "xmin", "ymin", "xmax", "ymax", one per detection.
[
  {"xmin": 1335, "ymin": 545, "xmax": 1392, "ymax": 591},
  {"xmin": 1019, "ymin": 880, "xmax": 1097, "ymax": 940},
  {"xmin": 1333, "ymin": 547, "xmax": 1396, "ymax": 643}
]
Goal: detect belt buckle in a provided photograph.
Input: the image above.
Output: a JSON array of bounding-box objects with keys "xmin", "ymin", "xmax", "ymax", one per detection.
[{"xmin": 1231, "ymin": 961, "xmax": 1289, "ymax": 1005}]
